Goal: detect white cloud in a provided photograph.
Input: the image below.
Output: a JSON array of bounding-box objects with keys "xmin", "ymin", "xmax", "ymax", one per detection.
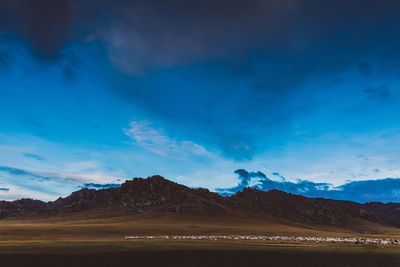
[
  {"xmin": 0, "ymin": 184, "xmax": 56, "ymax": 202},
  {"xmin": 124, "ymin": 121, "xmax": 209, "ymax": 158}
]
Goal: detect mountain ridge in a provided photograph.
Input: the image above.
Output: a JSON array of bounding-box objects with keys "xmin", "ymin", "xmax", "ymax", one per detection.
[{"xmin": 1, "ymin": 175, "xmax": 400, "ymax": 229}]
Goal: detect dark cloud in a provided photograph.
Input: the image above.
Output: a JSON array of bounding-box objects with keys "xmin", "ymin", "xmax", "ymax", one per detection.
[
  {"xmin": 81, "ymin": 183, "xmax": 120, "ymax": 189},
  {"xmin": 272, "ymin": 172, "xmax": 286, "ymax": 181},
  {"xmin": 1, "ymin": 0, "xmax": 400, "ymax": 69},
  {"xmin": 97, "ymin": 0, "xmax": 400, "ymax": 75},
  {"xmin": 0, "ymin": 0, "xmax": 76, "ymax": 60},
  {"xmin": 23, "ymin": 153, "xmax": 45, "ymax": 161},
  {"xmin": 0, "ymin": 166, "xmax": 50, "ymax": 182},
  {"xmin": 0, "ymin": 187, "xmax": 10, "ymax": 192},
  {"xmin": 99, "ymin": 0, "xmax": 300, "ymax": 73},
  {"xmin": 217, "ymin": 169, "xmax": 331, "ymax": 196},
  {"xmin": 335, "ymin": 178, "xmax": 400, "ymax": 203},
  {"xmin": 217, "ymin": 169, "xmax": 400, "ymax": 203},
  {"xmin": 97, "ymin": 0, "xmax": 400, "ymax": 159}
]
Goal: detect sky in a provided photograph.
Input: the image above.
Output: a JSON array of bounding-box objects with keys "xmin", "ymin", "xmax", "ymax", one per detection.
[{"xmin": 1, "ymin": 0, "xmax": 400, "ymax": 202}]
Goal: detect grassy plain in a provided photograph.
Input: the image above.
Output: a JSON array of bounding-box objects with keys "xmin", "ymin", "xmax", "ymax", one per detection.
[{"xmin": 2, "ymin": 214, "xmax": 400, "ymax": 266}]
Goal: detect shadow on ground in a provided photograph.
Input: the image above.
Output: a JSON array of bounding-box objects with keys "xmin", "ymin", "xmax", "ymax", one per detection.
[{"xmin": 2, "ymin": 249, "xmax": 400, "ymax": 267}]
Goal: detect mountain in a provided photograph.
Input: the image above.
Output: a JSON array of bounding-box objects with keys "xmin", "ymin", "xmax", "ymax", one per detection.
[
  {"xmin": 1, "ymin": 175, "xmax": 400, "ymax": 229},
  {"xmin": 364, "ymin": 202, "xmax": 400, "ymax": 227},
  {"xmin": 0, "ymin": 198, "xmax": 50, "ymax": 218}
]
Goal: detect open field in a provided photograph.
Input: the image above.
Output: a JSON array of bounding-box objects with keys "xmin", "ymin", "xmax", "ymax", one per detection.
[
  {"xmin": 2, "ymin": 215, "xmax": 400, "ymax": 266},
  {"xmin": 2, "ymin": 213, "xmax": 400, "ymax": 240}
]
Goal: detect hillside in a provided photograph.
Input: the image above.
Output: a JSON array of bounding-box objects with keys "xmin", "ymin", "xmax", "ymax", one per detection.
[{"xmin": 1, "ymin": 175, "xmax": 400, "ymax": 231}]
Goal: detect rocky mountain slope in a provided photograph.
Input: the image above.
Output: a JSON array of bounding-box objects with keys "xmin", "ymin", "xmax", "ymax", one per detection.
[{"xmin": 1, "ymin": 175, "xmax": 400, "ymax": 228}]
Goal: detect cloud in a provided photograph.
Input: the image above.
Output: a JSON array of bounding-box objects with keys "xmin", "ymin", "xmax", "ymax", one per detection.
[
  {"xmin": 0, "ymin": 163, "xmax": 118, "ymax": 185},
  {"xmin": 0, "ymin": 187, "xmax": 10, "ymax": 192},
  {"xmin": 0, "ymin": 0, "xmax": 76, "ymax": 60},
  {"xmin": 217, "ymin": 169, "xmax": 400, "ymax": 203},
  {"xmin": 1, "ymin": 0, "xmax": 400, "ymax": 72},
  {"xmin": 95, "ymin": 0, "xmax": 400, "ymax": 77},
  {"xmin": 125, "ymin": 121, "xmax": 209, "ymax": 158},
  {"xmin": 80, "ymin": 183, "xmax": 120, "ymax": 189},
  {"xmin": 217, "ymin": 169, "xmax": 331, "ymax": 196},
  {"xmin": 0, "ymin": 166, "xmax": 50, "ymax": 182},
  {"xmin": 272, "ymin": 172, "xmax": 286, "ymax": 181},
  {"xmin": 23, "ymin": 153, "xmax": 46, "ymax": 161},
  {"xmin": 335, "ymin": 179, "xmax": 400, "ymax": 203},
  {"xmin": 101, "ymin": 0, "xmax": 301, "ymax": 74}
]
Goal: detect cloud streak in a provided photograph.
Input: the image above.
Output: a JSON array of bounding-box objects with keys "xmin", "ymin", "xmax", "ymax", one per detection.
[
  {"xmin": 23, "ymin": 153, "xmax": 46, "ymax": 161},
  {"xmin": 0, "ymin": 166, "xmax": 51, "ymax": 182},
  {"xmin": 81, "ymin": 183, "xmax": 120, "ymax": 189}
]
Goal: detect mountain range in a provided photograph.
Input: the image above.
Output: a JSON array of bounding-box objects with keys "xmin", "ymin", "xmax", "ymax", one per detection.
[{"xmin": 1, "ymin": 175, "xmax": 400, "ymax": 230}]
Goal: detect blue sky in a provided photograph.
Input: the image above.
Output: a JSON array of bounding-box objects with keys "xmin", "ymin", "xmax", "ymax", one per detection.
[{"xmin": 1, "ymin": 1, "xmax": 400, "ymax": 202}]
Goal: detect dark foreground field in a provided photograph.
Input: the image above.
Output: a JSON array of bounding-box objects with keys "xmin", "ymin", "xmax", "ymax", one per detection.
[
  {"xmin": 2, "ymin": 246, "xmax": 400, "ymax": 267},
  {"xmin": 3, "ymin": 215, "xmax": 400, "ymax": 266}
]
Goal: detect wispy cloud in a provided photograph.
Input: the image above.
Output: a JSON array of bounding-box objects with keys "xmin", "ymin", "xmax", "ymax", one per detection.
[
  {"xmin": 125, "ymin": 121, "xmax": 209, "ymax": 157},
  {"xmin": 0, "ymin": 166, "xmax": 50, "ymax": 182},
  {"xmin": 81, "ymin": 183, "xmax": 120, "ymax": 189},
  {"xmin": 23, "ymin": 153, "xmax": 45, "ymax": 161},
  {"xmin": 0, "ymin": 164, "xmax": 120, "ymax": 185}
]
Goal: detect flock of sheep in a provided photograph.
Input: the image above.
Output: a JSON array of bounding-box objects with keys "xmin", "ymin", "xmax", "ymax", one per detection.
[{"xmin": 125, "ymin": 235, "xmax": 400, "ymax": 246}]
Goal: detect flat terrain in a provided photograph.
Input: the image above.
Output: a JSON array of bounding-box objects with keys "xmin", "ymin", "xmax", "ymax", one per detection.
[
  {"xmin": 2, "ymin": 213, "xmax": 400, "ymax": 240},
  {"xmin": 2, "ymin": 215, "xmax": 400, "ymax": 266},
  {"xmin": 2, "ymin": 246, "xmax": 400, "ymax": 267}
]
